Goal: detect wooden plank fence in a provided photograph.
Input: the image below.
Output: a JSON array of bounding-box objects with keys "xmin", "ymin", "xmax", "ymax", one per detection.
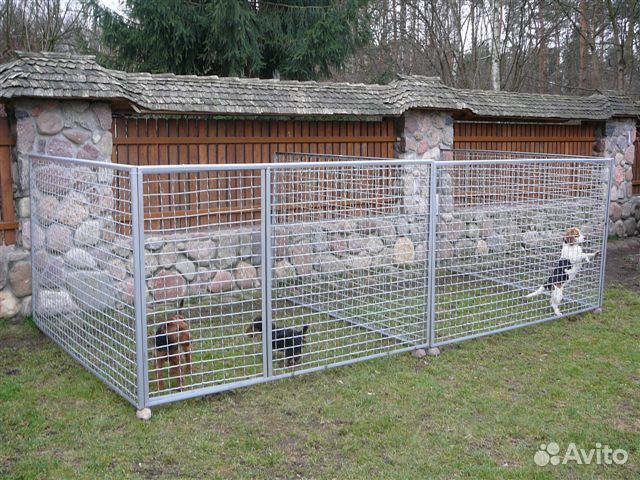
[
  {"xmin": 452, "ymin": 121, "xmax": 599, "ymax": 205},
  {"xmin": 0, "ymin": 106, "xmax": 16, "ymax": 245},
  {"xmin": 454, "ymin": 121, "xmax": 596, "ymax": 156},
  {"xmin": 111, "ymin": 117, "xmax": 398, "ymax": 230}
]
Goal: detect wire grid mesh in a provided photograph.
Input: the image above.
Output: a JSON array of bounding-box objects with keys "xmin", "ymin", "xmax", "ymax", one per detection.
[
  {"xmin": 270, "ymin": 154, "xmax": 430, "ymax": 375},
  {"xmin": 442, "ymin": 148, "xmax": 588, "ymax": 161},
  {"xmin": 432, "ymin": 159, "xmax": 610, "ymax": 345},
  {"xmin": 141, "ymin": 168, "xmax": 264, "ymax": 398},
  {"xmin": 28, "ymin": 151, "xmax": 612, "ymax": 409},
  {"xmin": 30, "ymin": 155, "xmax": 138, "ymax": 404}
]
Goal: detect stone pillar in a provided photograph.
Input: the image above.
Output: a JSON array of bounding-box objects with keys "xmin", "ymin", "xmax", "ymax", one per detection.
[
  {"xmin": 398, "ymin": 110, "xmax": 454, "ymax": 161},
  {"xmin": 395, "ymin": 110, "xmax": 455, "ymax": 261},
  {"xmin": 596, "ymin": 119, "xmax": 639, "ymax": 237},
  {"xmin": 0, "ymin": 99, "xmax": 112, "ymax": 320},
  {"xmin": 397, "ymin": 110, "xmax": 454, "ymax": 216}
]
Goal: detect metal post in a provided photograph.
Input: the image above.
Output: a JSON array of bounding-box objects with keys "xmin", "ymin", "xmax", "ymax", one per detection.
[
  {"xmin": 597, "ymin": 158, "xmax": 615, "ymax": 307},
  {"xmin": 261, "ymin": 168, "xmax": 274, "ymax": 378},
  {"xmin": 131, "ymin": 168, "xmax": 149, "ymax": 410},
  {"xmin": 28, "ymin": 157, "xmax": 37, "ymax": 323},
  {"xmin": 426, "ymin": 163, "xmax": 439, "ymax": 347}
]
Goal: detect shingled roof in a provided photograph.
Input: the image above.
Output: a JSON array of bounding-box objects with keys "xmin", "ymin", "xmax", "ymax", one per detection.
[{"xmin": 0, "ymin": 51, "xmax": 637, "ymax": 120}]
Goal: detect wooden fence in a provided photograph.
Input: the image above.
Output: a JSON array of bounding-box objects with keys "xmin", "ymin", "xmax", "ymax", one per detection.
[
  {"xmin": 453, "ymin": 121, "xmax": 596, "ymax": 155},
  {"xmin": 0, "ymin": 106, "xmax": 16, "ymax": 245},
  {"xmin": 452, "ymin": 121, "xmax": 599, "ymax": 205},
  {"xmin": 111, "ymin": 117, "xmax": 397, "ymax": 229}
]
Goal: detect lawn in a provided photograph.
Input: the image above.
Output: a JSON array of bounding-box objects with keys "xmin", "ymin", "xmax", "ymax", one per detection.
[{"xmin": 1, "ymin": 287, "xmax": 638, "ymax": 479}]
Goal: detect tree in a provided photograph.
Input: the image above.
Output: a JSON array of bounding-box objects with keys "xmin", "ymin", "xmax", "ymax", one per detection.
[
  {"xmin": 491, "ymin": 0, "xmax": 501, "ymax": 90},
  {"xmin": 604, "ymin": 0, "xmax": 640, "ymax": 90},
  {"xmin": 88, "ymin": 0, "xmax": 370, "ymax": 80},
  {"xmin": 0, "ymin": 0, "xmax": 92, "ymax": 62}
]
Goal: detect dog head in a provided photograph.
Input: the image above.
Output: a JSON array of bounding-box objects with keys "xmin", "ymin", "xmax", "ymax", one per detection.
[
  {"xmin": 156, "ymin": 315, "xmax": 183, "ymax": 337},
  {"xmin": 563, "ymin": 227, "xmax": 584, "ymax": 245},
  {"xmin": 246, "ymin": 316, "xmax": 263, "ymax": 337}
]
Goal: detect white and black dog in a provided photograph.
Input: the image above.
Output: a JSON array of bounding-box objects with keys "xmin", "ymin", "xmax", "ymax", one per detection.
[{"xmin": 526, "ymin": 227, "xmax": 599, "ymax": 316}]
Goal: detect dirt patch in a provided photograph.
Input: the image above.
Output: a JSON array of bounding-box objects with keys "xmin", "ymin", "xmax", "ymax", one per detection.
[
  {"xmin": 605, "ymin": 238, "xmax": 640, "ymax": 293},
  {"xmin": 0, "ymin": 323, "xmax": 47, "ymax": 351}
]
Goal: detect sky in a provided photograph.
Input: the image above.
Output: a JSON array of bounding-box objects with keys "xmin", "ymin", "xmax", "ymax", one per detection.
[{"xmin": 99, "ymin": 0, "xmax": 124, "ymax": 14}]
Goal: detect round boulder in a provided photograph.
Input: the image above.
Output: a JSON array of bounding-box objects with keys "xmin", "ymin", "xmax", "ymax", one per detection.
[
  {"xmin": 63, "ymin": 248, "xmax": 98, "ymax": 270},
  {"xmin": 74, "ymin": 220, "xmax": 101, "ymax": 247},
  {"xmin": 234, "ymin": 261, "xmax": 258, "ymax": 289},
  {"xmin": 38, "ymin": 195, "xmax": 59, "ymax": 225},
  {"xmin": 55, "ymin": 195, "xmax": 89, "ymax": 228},
  {"xmin": 0, "ymin": 290, "xmax": 20, "ymax": 319},
  {"xmin": 36, "ymin": 111, "xmax": 64, "ymax": 135},
  {"xmin": 208, "ymin": 270, "xmax": 235, "ymax": 294},
  {"xmin": 344, "ymin": 253, "xmax": 372, "ymax": 271},
  {"xmin": 274, "ymin": 260, "xmax": 296, "ymax": 280},
  {"xmin": 106, "ymin": 258, "xmax": 130, "ymax": 281},
  {"xmin": 37, "ymin": 290, "xmax": 76, "ymax": 315},
  {"xmin": 46, "ymin": 224, "xmax": 73, "ymax": 254},
  {"xmin": 394, "ymin": 237, "xmax": 415, "ymax": 265},
  {"xmin": 7, "ymin": 261, "xmax": 31, "ymax": 297},
  {"xmin": 175, "ymin": 258, "xmax": 197, "ymax": 282},
  {"xmin": 149, "ymin": 269, "xmax": 187, "ymax": 302},
  {"xmin": 475, "ymin": 239, "xmax": 489, "ymax": 257}
]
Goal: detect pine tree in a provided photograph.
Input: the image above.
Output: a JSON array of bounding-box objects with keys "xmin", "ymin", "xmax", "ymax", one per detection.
[{"xmin": 88, "ymin": 0, "xmax": 369, "ymax": 80}]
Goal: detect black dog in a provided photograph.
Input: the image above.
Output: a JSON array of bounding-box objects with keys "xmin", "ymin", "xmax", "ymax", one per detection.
[{"xmin": 246, "ymin": 317, "xmax": 309, "ymax": 366}]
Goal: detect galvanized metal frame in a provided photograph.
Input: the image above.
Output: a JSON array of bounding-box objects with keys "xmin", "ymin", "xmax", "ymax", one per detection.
[
  {"xmin": 28, "ymin": 151, "xmax": 614, "ymax": 411},
  {"xmin": 598, "ymin": 160, "xmax": 616, "ymax": 307},
  {"xmin": 131, "ymin": 169, "xmax": 149, "ymax": 409},
  {"xmin": 29, "ymin": 153, "xmax": 140, "ymax": 407},
  {"xmin": 427, "ymin": 163, "xmax": 438, "ymax": 347},
  {"xmin": 261, "ymin": 168, "xmax": 274, "ymax": 379}
]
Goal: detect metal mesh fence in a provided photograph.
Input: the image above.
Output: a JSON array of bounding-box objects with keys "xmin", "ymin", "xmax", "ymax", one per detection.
[
  {"xmin": 270, "ymin": 157, "xmax": 429, "ymax": 376},
  {"xmin": 29, "ymin": 151, "xmax": 612, "ymax": 410},
  {"xmin": 30, "ymin": 155, "xmax": 138, "ymax": 405},
  {"xmin": 432, "ymin": 158, "xmax": 610, "ymax": 345},
  {"xmin": 141, "ymin": 168, "xmax": 264, "ymax": 399}
]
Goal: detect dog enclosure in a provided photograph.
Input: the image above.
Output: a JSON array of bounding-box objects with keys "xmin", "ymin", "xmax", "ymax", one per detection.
[{"xmin": 29, "ymin": 150, "xmax": 613, "ymax": 410}]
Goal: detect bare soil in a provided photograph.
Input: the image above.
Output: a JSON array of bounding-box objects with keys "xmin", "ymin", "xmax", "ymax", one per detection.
[{"xmin": 605, "ymin": 237, "xmax": 640, "ymax": 294}]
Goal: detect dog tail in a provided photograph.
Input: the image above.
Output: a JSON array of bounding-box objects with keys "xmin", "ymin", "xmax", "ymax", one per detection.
[
  {"xmin": 301, "ymin": 325, "xmax": 309, "ymax": 335},
  {"xmin": 525, "ymin": 286, "xmax": 545, "ymax": 298}
]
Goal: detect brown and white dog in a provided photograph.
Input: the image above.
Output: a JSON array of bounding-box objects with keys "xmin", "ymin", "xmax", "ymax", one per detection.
[
  {"xmin": 154, "ymin": 302, "xmax": 192, "ymax": 392},
  {"xmin": 526, "ymin": 227, "xmax": 599, "ymax": 316}
]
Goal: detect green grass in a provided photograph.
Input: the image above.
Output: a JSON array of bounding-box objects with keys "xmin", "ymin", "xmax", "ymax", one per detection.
[{"xmin": 1, "ymin": 288, "xmax": 638, "ymax": 479}]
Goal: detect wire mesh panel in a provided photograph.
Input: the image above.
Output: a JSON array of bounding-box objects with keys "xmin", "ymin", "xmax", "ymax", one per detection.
[
  {"xmin": 28, "ymin": 151, "xmax": 612, "ymax": 410},
  {"xmin": 141, "ymin": 167, "xmax": 264, "ymax": 401},
  {"xmin": 269, "ymin": 153, "xmax": 430, "ymax": 375},
  {"xmin": 30, "ymin": 155, "xmax": 138, "ymax": 405},
  {"xmin": 432, "ymin": 157, "xmax": 611, "ymax": 345}
]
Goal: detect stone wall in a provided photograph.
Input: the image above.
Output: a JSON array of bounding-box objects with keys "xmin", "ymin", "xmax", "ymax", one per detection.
[
  {"xmin": 0, "ymin": 100, "xmax": 112, "ymax": 320},
  {"xmin": 117, "ymin": 218, "xmax": 425, "ymax": 314},
  {"xmin": 597, "ymin": 119, "xmax": 640, "ymax": 237}
]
